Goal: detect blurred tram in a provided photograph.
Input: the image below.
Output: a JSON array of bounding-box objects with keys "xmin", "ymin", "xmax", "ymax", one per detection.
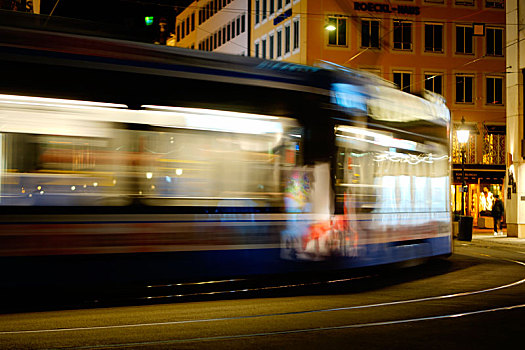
[{"xmin": 0, "ymin": 22, "xmax": 452, "ymax": 290}]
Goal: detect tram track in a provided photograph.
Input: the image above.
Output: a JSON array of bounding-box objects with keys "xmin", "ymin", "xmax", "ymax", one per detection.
[{"xmin": 0, "ymin": 249, "xmax": 524, "ymax": 350}]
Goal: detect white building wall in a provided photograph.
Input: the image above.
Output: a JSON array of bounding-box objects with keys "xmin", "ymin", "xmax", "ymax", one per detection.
[
  {"xmin": 506, "ymin": 0, "xmax": 525, "ymax": 237},
  {"xmin": 172, "ymin": 0, "xmax": 249, "ymax": 56},
  {"xmin": 205, "ymin": 0, "xmax": 249, "ymax": 55}
]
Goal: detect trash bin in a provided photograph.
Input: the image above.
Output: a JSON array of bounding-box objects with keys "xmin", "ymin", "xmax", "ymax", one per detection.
[{"xmin": 458, "ymin": 215, "xmax": 473, "ymax": 241}]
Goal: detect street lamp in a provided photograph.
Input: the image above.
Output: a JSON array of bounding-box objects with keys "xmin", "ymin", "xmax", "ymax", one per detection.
[{"xmin": 457, "ymin": 117, "xmax": 470, "ymax": 216}]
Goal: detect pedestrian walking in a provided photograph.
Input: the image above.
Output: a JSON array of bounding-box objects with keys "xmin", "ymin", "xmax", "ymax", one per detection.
[{"xmin": 492, "ymin": 194, "xmax": 504, "ymax": 236}]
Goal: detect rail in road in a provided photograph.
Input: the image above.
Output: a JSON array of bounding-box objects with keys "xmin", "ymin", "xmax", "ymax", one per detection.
[{"xmin": 0, "ymin": 239, "xmax": 524, "ymax": 349}]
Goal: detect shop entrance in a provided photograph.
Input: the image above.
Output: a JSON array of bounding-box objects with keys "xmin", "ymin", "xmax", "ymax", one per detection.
[{"xmin": 451, "ymin": 182, "xmax": 503, "ymax": 228}]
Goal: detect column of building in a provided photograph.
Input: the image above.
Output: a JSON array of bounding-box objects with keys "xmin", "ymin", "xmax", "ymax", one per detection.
[{"xmin": 506, "ymin": 0, "xmax": 525, "ymax": 237}]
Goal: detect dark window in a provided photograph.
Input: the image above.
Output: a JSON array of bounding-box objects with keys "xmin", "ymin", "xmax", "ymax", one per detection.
[
  {"xmin": 270, "ymin": 34, "xmax": 275, "ymax": 59},
  {"xmin": 456, "ymin": 25, "xmax": 474, "ymax": 54},
  {"xmin": 393, "ymin": 72, "xmax": 411, "ymax": 92},
  {"xmin": 285, "ymin": 24, "xmax": 291, "ymax": 54},
  {"xmin": 486, "ymin": 0, "xmax": 504, "ymax": 8},
  {"xmin": 255, "ymin": 0, "xmax": 260, "ymax": 24},
  {"xmin": 262, "ymin": 39, "xmax": 267, "ymax": 59},
  {"xmin": 232, "ymin": 20, "xmax": 236, "ymax": 38},
  {"xmin": 277, "ymin": 0, "xmax": 282, "ymax": 11},
  {"xmin": 486, "ymin": 27, "xmax": 503, "ymax": 56},
  {"xmin": 191, "ymin": 13, "xmax": 195, "ymax": 31},
  {"xmin": 293, "ymin": 19, "xmax": 299, "ymax": 50},
  {"xmin": 361, "ymin": 20, "xmax": 380, "ymax": 48},
  {"xmin": 262, "ymin": 0, "xmax": 267, "ymax": 20},
  {"xmin": 255, "ymin": 42, "xmax": 260, "ymax": 57},
  {"xmin": 236, "ymin": 17, "xmax": 241, "ymax": 35},
  {"xmin": 455, "ymin": 0, "xmax": 474, "ymax": 5},
  {"xmin": 393, "ymin": 21, "xmax": 412, "ymax": 50},
  {"xmin": 456, "ymin": 75, "xmax": 474, "ymax": 103},
  {"xmin": 242, "ymin": 14, "xmax": 246, "ymax": 32},
  {"xmin": 270, "ymin": 0, "xmax": 274, "ymax": 15},
  {"xmin": 486, "ymin": 77, "xmax": 503, "ymax": 105},
  {"xmin": 425, "ymin": 23, "xmax": 443, "ymax": 52},
  {"xmin": 277, "ymin": 30, "xmax": 282, "ymax": 57},
  {"xmin": 425, "ymin": 74, "xmax": 443, "ymax": 95}
]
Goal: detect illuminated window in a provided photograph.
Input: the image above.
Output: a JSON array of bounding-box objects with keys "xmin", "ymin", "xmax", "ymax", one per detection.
[
  {"xmin": 486, "ymin": 27, "xmax": 503, "ymax": 56},
  {"xmin": 483, "ymin": 130, "xmax": 505, "ymax": 165},
  {"xmin": 425, "ymin": 73, "xmax": 443, "ymax": 95},
  {"xmin": 393, "ymin": 20, "xmax": 412, "ymax": 50},
  {"xmin": 456, "ymin": 74, "xmax": 474, "ymax": 103},
  {"xmin": 328, "ymin": 16, "xmax": 347, "ymax": 46},
  {"xmin": 452, "ymin": 131, "xmax": 476, "ymax": 164},
  {"xmin": 486, "ymin": 76, "xmax": 503, "ymax": 105},
  {"xmin": 456, "ymin": 25, "xmax": 473, "ymax": 54},
  {"xmin": 425, "ymin": 23, "xmax": 443, "ymax": 52},
  {"xmin": 361, "ymin": 20, "xmax": 380, "ymax": 49},
  {"xmin": 393, "ymin": 72, "xmax": 411, "ymax": 93}
]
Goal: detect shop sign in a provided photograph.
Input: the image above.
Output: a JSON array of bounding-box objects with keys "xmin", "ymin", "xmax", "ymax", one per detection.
[{"xmin": 353, "ymin": 2, "xmax": 420, "ymax": 15}]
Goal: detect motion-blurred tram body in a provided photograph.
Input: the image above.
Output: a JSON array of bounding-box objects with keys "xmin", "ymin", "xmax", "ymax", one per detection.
[{"xmin": 0, "ymin": 23, "xmax": 452, "ymax": 289}]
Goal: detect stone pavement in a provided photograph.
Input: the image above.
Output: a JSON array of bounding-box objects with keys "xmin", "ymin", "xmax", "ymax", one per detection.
[{"xmin": 465, "ymin": 227, "xmax": 525, "ymax": 248}]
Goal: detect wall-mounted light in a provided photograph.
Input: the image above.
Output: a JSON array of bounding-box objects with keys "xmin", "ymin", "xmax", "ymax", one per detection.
[{"xmin": 325, "ymin": 24, "xmax": 336, "ymax": 31}]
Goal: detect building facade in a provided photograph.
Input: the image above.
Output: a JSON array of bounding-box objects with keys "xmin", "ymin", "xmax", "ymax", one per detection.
[
  {"xmin": 168, "ymin": 0, "xmax": 249, "ymax": 56},
  {"xmin": 173, "ymin": 0, "xmax": 507, "ymax": 228},
  {"xmin": 252, "ymin": 0, "xmax": 506, "ymax": 227},
  {"xmin": 505, "ymin": 0, "xmax": 525, "ymax": 237}
]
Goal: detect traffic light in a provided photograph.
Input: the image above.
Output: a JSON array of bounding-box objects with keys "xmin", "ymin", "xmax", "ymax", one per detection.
[{"xmin": 144, "ymin": 16, "xmax": 154, "ymax": 26}]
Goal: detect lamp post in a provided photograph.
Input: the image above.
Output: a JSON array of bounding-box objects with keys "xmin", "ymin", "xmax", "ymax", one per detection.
[{"xmin": 456, "ymin": 117, "xmax": 470, "ymax": 216}]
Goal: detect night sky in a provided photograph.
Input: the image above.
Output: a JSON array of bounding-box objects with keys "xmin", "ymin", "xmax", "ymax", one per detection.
[{"xmin": 39, "ymin": 0, "xmax": 194, "ymax": 39}]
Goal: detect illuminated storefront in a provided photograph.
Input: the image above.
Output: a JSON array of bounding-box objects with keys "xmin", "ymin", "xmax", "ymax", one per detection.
[{"xmin": 451, "ymin": 124, "xmax": 506, "ymax": 227}]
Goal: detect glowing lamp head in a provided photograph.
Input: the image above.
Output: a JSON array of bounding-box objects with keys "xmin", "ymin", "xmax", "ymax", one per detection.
[
  {"xmin": 456, "ymin": 117, "xmax": 470, "ymax": 144},
  {"xmin": 325, "ymin": 24, "xmax": 336, "ymax": 31},
  {"xmin": 457, "ymin": 129, "xmax": 470, "ymax": 144}
]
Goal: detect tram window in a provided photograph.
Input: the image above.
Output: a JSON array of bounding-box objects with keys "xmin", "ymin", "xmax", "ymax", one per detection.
[
  {"xmin": 0, "ymin": 132, "xmax": 124, "ymax": 206},
  {"xmin": 334, "ymin": 125, "xmax": 449, "ymax": 216},
  {"xmin": 136, "ymin": 124, "xmax": 302, "ymax": 208}
]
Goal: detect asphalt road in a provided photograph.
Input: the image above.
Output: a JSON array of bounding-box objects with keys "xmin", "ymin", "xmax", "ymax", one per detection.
[{"xmin": 0, "ymin": 239, "xmax": 524, "ymax": 349}]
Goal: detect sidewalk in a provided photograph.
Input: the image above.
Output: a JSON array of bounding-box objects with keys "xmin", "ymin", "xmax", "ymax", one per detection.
[{"xmin": 465, "ymin": 227, "xmax": 525, "ymax": 248}]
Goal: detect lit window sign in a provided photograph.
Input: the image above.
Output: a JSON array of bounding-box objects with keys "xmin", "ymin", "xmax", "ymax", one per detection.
[
  {"xmin": 353, "ymin": 2, "xmax": 420, "ymax": 15},
  {"xmin": 331, "ymin": 83, "xmax": 367, "ymax": 114}
]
